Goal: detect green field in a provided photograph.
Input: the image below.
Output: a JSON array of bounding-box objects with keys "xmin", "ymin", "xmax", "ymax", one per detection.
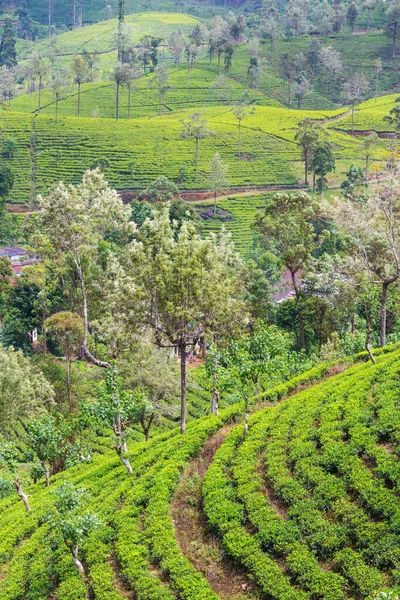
[
  {"xmin": 1, "ymin": 103, "xmax": 361, "ymax": 204},
  {"xmin": 1, "ymin": 347, "xmax": 399, "ymax": 599}
]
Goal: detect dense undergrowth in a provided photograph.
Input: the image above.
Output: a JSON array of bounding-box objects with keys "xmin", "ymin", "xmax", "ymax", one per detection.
[{"xmin": 1, "ymin": 347, "xmax": 399, "ymax": 599}]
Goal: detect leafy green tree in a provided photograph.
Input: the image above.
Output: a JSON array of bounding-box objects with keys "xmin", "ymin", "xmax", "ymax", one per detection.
[
  {"xmin": 207, "ymin": 152, "xmax": 229, "ymax": 214},
  {"xmin": 31, "ymin": 52, "xmax": 49, "ymax": 113},
  {"xmin": 384, "ymin": 104, "xmax": 400, "ymax": 138},
  {"xmin": 255, "ymin": 192, "xmax": 326, "ymax": 349},
  {"xmin": 121, "ymin": 204, "xmax": 243, "ymax": 433},
  {"xmin": 313, "ymin": 144, "xmax": 336, "ymax": 199},
  {"xmin": 362, "ymin": 132, "xmax": 379, "ymax": 183},
  {"xmin": 139, "ymin": 175, "xmax": 179, "ymax": 203},
  {"xmin": 342, "ymin": 72, "xmax": 370, "ymax": 134},
  {"xmin": 0, "ymin": 442, "xmax": 30, "ymax": 510},
  {"xmin": 27, "ymin": 415, "xmax": 71, "ymax": 486},
  {"xmin": 4, "ymin": 136, "xmax": 18, "ymax": 159},
  {"xmin": 279, "ymin": 52, "xmax": 297, "ymax": 107},
  {"xmin": 0, "ymin": 19, "xmax": 17, "ymax": 68},
  {"xmin": 224, "ymin": 42, "xmax": 234, "ymax": 73},
  {"xmin": 112, "ymin": 62, "xmax": 130, "ymax": 122},
  {"xmin": 45, "ymin": 312, "xmax": 84, "ymax": 413},
  {"xmin": 180, "ymin": 112, "xmax": 214, "ymax": 181},
  {"xmin": 71, "ymin": 54, "xmax": 90, "ymax": 117},
  {"xmin": 0, "ymin": 163, "xmax": 13, "ymax": 198},
  {"xmin": 231, "ymin": 90, "xmax": 255, "ymax": 160},
  {"xmin": 49, "ymin": 68, "xmax": 70, "ymax": 123},
  {"xmin": 38, "ymin": 169, "xmax": 132, "ymax": 368},
  {"xmin": 340, "ymin": 164, "xmax": 366, "ymax": 200},
  {"xmin": 169, "ymin": 28, "xmax": 185, "ymax": 65},
  {"xmin": 48, "ymin": 481, "xmax": 99, "ymax": 574},
  {"xmin": 386, "ymin": 1, "xmax": 400, "ymax": 58},
  {"xmin": 0, "ymin": 345, "xmax": 54, "ymax": 429},
  {"xmin": 151, "ymin": 63, "xmax": 172, "ymax": 115},
  {"xmin": 347, "ymin": 2, "xmax": 358, "ymax": 31},
  {"xmin": 295, "ymin": 118, "xmax": 324, "ymax": 186}
]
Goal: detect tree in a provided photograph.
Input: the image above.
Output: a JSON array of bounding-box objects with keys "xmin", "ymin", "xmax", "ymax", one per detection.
[
  {"xmin": 362, "ymin": 132, "xmax": 379, "ymax": 183},
  {"xmin": 105, "ymin": 4, "xmax": 112, "ymax": 20},
  {"xmin": 230, "ymin": 15, "xmax": 246, "ymax": 42},
  {"xmin": 207, "ymin": 153, "xmax": 229, "ymax": 214},
  {"xmin": 4, "ymin": 134, "xmax": 17, "ymax": 157},
  {"xmin": 231, "ymin": 90, "xmax": 255, "ymax": 160},
  {"xmin": 0, "ymin": 442, "xmax": 30, "ymax": 511},
  {"xmin": 384, "ymin": 104, "xmax": 400, "ymax": 138},
  {"xmin": 31, "ymin": 52, "xmax": 49, "ymax": 113},
  {"xmin": 38, "ymin": 169, "xmax": 132, "ymax": 368},
  {"xmin": 342, "ymin": 73, "xmax": 370, "ymax": 134},
  {"xmin": 313, "ymin": 144, "xmax": 335, "ymax": 199},
  {"xmin": 255, "ymin": 192, "xmax": 325, "ymax": 349},
  {"xmin": 215, "ymin": 38, "xmax": 228, "ymax": 75},
  {"xmin": 151, "ymin": 63, "xmax": 172, "ymax": 115},
  {"xmin": 340, "ymin": 164, "xmax": 366, "ymax": 200},
  {"xmin": 264, "ymin": 17, "xmax": 279, "ymax": 49},
  {"xmin": 280, "ymin": 52, "xmax": 297, "ymax": 107},
  {"xmin": 71, "ymin": 55, "xmax": 89, "ymax": 117},
  {"xmin": 327, "ymin": 168, "xmax": 400, "ymax": 347},
  {"xmin": 139, "ymin": 175, "xmax": 179, "ymax": 203},
  {"xmin": 374, "ymin": 58, "xmax": 383, "ymax": 98},
  {"xmin": 362, "ymin": 0, "xmax": 378, "ymax": 30},
  {"xmin": 320, "ymin": 45, "xmax": 342, "ymax": 107},
  {"xmin": 347, "ymin": 2, "xmax": 358, "ymax": 32},
  {"xmin": 169, "ymin": 28, "xmax": 185, "ymax": 66},
  {"xmin": 0, "ymin": 66, "xmax": 14, "ymax": 104},
  {"xmin": 45, "ymin": 312, "xmax": 84, "ymax": 413},
  {"xmin": 49, "ymin": 69, "xmax": 70, "ymax": 123},
  {"xmin": 306, "ymin": 38, "xmax": 322, "ymax": 86},
  {"xmin": 0, "ymin": 19, "xmax": 17, "ymax": 69},
  {"xmin": 180, "ymin": 112, "xmax": 214, "ymax": 181},
  {"xmin": 48, "ymin": 481, "xmax": 99, "ymax": 574},
  {"xmin": 0, "ymin": 345, "xmax": 54, "ymax": 429},
  {"xmin": 294, "ymin": 77, "xmax": 311, "ymax": 109},
  {"xmin": 112, "ymin": 62, "xmax": 130, "ymax": 122},
  {"xmin": 284, "ymin": 2, "xmax": 308, "ymax": 37},
  {"xmin": 0, "ymin": 163, "xmax": 14, "ymax": 199},
  {"xmin": 122, "ymin": 204, "xmax": 243, "ymax": 434},
  {"xmin": 295, "ymin": 118, "xmax": 325, "ymax": 186},
  {"xmin": 184, "ymin": 43, "xmax": 197, "ymax": 85},
  {"xmin": 386, "ymin": 1, "xmax": 400, "ymax": 59},
  {"xmin": 224, "ymin": 42, "xmax": 234, "ymax": 73},
  {"xmin": 27, "ymin": 416, "xmax": 71, "ymax": 486},
  {"xmin": 117, "ymin": 0, "xmax": 125, "ymax": 63}
]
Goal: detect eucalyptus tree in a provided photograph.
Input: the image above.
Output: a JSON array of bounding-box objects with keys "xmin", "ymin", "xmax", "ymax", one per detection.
[
  {"xmin": 362, "ymin": 132, "xmax": 379, "ymax": 183},
  {"xmin": 31, "ymin": 52, "xmax": 50, "ymax": 113},
  {"xmin": 151, "ymin": 63, "xmax": 172, "ymax": 115},
  {"xmin": 207, "ymin": 152, "xmax": 229, "ymax": 214},
  {"xmin": 38, "ymin": 169, "xmax": 133, "ymax": 368},
  {"xmin": 120, "ymin": 204, "xmax": 244, "ymax": 434},
  {"xmin": 342, "ymin": 72, "xmax": 370, "ymax": 134},
  {"xmin": 180, "ymin": 112, "xmax": 214, "ymax": 180},
  {"xmin": 169, "ymin": 28, "xmax": 185, "ymax": 66},
  {"xmin": 71, "ymin": 54, "xmax": 90, "ymax": 117},
  {"xmin": 386, "ymin": 1, "xmax": 400, "ymax": 58},
  {"xmin": 49, "ymin": 68, "xmax": 70, "ymax": 122},
  {"xmin": 231, "ymin": 90, "xmax": 255, "ymax": 159}
]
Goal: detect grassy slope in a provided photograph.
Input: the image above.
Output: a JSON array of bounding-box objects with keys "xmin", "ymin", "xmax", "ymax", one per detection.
[
  {"xmin": 1, "ymin": 103, "xmax": 359, "ymax": 204},
  {"xmin": 0, "ymin": 349, "xmax": 399, "ymax": 599}
]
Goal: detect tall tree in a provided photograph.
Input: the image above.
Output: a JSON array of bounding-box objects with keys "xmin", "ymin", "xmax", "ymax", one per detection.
[
  {"xmin": 295, "ymin": 118, "xmax": 325, "ymax": 186},
  {"xmin": 49, "ymin": 69, "xmax": 70, "ymax": 122},
  {"xmin": 386, "ymin": 1, "xmax": 400, "ymax": 59},
  {"xmin": 347, "ymin": 2, "xmax": 358, "ymax": 32},
  {"xmin": 0, "ymin": 442, "xmax": 30, "ymax": 511},
  {"xmin": 31, "ymin": 52, "xmax": 49, "ymax": 113},
  {"xmin": 71, "ymin": 54, "xmax": 89, "ymax": 117},
  {"xmin": 151, "ymin": 63, "xmax": 172, "ymax": 115},
  {"xmin": 313, "ymin": 144, "xmax": 336, "ymax": 199},
  {"xmin": 374, "ymin": 58, "xmax": 383, "ymax": 98},
  {"xmin": 117, "ymin": 0, "xmax": 125, "ymax": 63},
  {"xmin": 180, "ymin": 112, "xmax": 214, "ymax": 180},
  {"xmin": 169, "ymin": 28, "xmax": 185, "ymax": 66},
  {"xmin": 38, "ymin": 169, "xmax": 132, "ymax": 367},
  {"xmin": 112, "ymin": 62, "xmax": 130, "ymax": 122},
  {"xmin": 255, "ymin": 192, "xmax": 325, "ymax": 350},
  {"xmin": 207, "ymin": 152, "xmax": 229, "ymax": 214},
  {"xmin": 121, "ymin": 204, "xmax": 243, "ymax": 434},
  {"xmin": 231, "ymin": 90, "xmax": 255, "ymax": 159},
  {"xmin": 0, "ymin": 19, "xmax": 17, "ymax": 69},
  {"xmin": 362, "ymin": 132, "xmax": 379, "ymax": 184},
  {"xmin": 320, "ymin": 45, "xmax": 342, "ymax": 107},
  {"xmin": 342, "ymin": 72, "xmax": 370, "ymax": 134}
]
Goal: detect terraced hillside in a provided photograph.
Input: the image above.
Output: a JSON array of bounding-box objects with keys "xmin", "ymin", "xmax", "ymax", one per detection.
[
  {"xmin": 1, "ymin": 104, "xmax": 359, "ymax": 204},
  {"xmin": 1, "ymin": 348, "xmax": 399, "ymax": 599}
]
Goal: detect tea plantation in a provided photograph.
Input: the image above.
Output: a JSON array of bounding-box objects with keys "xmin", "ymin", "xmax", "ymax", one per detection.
[{"xmin": 1, "ymin": 347, "xmax": 400, "ymax": 599}]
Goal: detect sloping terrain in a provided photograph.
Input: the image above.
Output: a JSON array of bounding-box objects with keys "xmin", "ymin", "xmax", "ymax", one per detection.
[{"xmin": 1, "ymin": 348, "xmax": 400, "ymax": 599}]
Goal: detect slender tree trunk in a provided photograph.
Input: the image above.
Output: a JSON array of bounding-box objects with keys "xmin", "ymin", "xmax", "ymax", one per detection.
[
  {"xmin": 14, "ymin": 477, "xmax": 30, "ymax": 511},
  {"xmin": 380, "ymin": 281, "xmax": 389, "ymax": 347},
  {"xmin": 77, "ymin": 82, "xmax": 81, "ymax": 117},
  {"xmin": 67, "ymin": 357, "xmax": 73, "ymax": 413},
  {"xmin": 140, "ymin": 413, "xmax": 154, "ymax": 441},
  {"xmin": 71, "ymin": 544, "xmax": 84, "ymax": 574},
  {"xmin": 76, "ymin": 262, "xmax": 110, "ymax": 368},
  {"xmin": 195, "ymin": 137, "xmax": 199, "ymax": 180},
  {"xmin": 366, "ymin": 318, "xmax": 376, "ymax": 364},
  {"xmin": 213, "ymin": 190, "xmax": 217, "ymax": 214},
  {"xmin": 288, "ymin": 79, "xmax": 291, "ymax": 107},
  {"xmin": 56, "ymin": 97, "xmax": 59, "ymax": 122},
  {"xmin": 42, "ymin": 461, "xmax": 50, "ymax": 487},
  {"xmin": 351, "ymin": 312, "xmax": 356, "ymax": 334},
  {"xmin": 128, "ymin": 83, "xmax": 131, "ymax": 119},
  {"xmin": 304, "ymin": 156, "xmax": 308, "ymax": 185},
  {"xmin": 180, "ymin": 343, "xmax": 187, "ymax": 434},
  {"xmin": 393, "ymin": 23, "xmax": 397, "ymax": 59},
  {"xmin": 211, "ymin": 371, "xmax": 219, "ymax": 415},
  {"xmin": 290, "ymin": 270, "xmax": 305, "ymax": 350},
  {"xmin": 312, "ymin": 168, "xmax": 316, "ymax": 192},
  {"xmin": 331, "ymin": 75, "xmax": 335, "ymax": 109},
  {"xmin": 116, "ymin": 82, "xmax": 119, "ymax": 122},
  {"xmin": 365, "ymin": 154, "xmax": 369, "ymax": 184},
  {"xmin": 38, "ymin": 76, "xmax": 42, "ymax": 113},
  {"xmin": 217, "ymin": 53, "xmax": 221, "ymax": 75},
  {"xmin": 351, "ymin": 101, "xmax": 355, "ymax": 134},
  {"xmin": 238, "ymin": 120, "xmax": 241, "ymax": 159}
]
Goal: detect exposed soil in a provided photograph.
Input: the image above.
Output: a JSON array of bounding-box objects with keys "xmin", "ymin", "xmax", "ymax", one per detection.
[
  {"xmin": 199, "ymin": 207, "xmax": 233, "ymax": 221},
  {"xmin": 171, "ymin": 425, "xmax": 261, "ymax": 600},
  {"xmin": 108, "ymin": 552, "xmax": 135, "ymax": 600}
]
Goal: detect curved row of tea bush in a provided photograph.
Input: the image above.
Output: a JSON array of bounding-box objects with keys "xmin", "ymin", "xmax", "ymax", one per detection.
[{"xmin": 202, "ymin": 348, "xmax": 400, "ymax": 599}]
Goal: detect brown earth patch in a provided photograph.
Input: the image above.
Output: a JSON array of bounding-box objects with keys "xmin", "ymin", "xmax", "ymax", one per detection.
[{"xmin": 171, "ymin": 425, "xmax": 261, "ymax": 600}]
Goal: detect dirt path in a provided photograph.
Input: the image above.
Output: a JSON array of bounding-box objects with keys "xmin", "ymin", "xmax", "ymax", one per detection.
[{"xmin": 171, "ymin": 425, "xmax": 261, "ymax": 600}]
